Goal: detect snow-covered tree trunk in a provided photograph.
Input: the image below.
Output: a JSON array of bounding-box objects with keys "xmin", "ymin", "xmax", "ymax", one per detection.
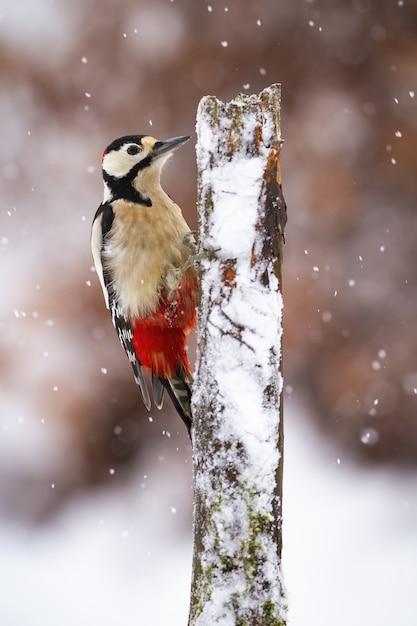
[{"xmin": 189, "ymin": 84, "xmax": 287, "ymax": 626}]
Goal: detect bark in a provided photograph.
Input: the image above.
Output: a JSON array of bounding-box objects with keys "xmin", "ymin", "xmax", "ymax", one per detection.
[{"xmin": 189, "ymin": 84, "xmax": 287, "ymax": 626}]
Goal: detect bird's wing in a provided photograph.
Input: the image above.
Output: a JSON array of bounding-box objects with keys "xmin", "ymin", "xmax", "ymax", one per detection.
[
  {"xmin": 91, "ymin": 203, "xmax": 115, "ymax": 309},
  {"xmin": 91, "ymin": 202, "xmax": 151, "ymax": 411},
  {"xmin": 110, "ymin": 300, "xmax": 151, "ymax": 411}
]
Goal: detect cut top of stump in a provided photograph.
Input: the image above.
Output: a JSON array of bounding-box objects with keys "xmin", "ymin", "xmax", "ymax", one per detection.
[{"xmin": 196, "ymin": 83, "xmax": 283, "ymax": 164}]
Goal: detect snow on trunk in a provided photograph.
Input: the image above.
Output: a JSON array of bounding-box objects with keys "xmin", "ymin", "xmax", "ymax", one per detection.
[{"xmin": 189, "ymin": 84, "xmax": 287, "ymax": 626}]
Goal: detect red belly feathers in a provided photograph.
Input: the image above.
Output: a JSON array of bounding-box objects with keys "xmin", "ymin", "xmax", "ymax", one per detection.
[{"xmin": 132, "ymin": 272, "xmax": 197, "ymax": 379}]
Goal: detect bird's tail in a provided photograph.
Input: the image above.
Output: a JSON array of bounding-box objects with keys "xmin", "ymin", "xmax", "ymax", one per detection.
[
  {"xmin": 158, "ymin": 372, "xmax": 193, "ymax": 436},
  {"xmin": 133, "ymin": 322, "xmax": 193, "ymax": 435}
]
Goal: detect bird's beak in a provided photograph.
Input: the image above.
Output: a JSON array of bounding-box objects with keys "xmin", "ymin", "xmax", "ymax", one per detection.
[{"xmin": 152, "ymin": 135, "xmax": 191, "ymax": 158}]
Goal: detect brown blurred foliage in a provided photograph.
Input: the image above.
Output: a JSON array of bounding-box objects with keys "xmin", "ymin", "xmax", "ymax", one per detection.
[{"xmin": 0, "ymin": 0, "xmax": 416, "ymax": 521}]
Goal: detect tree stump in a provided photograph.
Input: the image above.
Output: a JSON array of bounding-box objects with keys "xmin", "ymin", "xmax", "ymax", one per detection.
[{"xmin": 188, "ymin": 84, "xmax": 287, "ymax": 626}]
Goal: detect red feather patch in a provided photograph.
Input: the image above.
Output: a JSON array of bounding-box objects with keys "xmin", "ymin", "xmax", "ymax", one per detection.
[{"xmin": 132, "ymin": 272, "xmax": 197, "ymax": 379}]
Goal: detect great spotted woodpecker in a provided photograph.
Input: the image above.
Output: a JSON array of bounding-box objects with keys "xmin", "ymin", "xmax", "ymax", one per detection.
[{"xmin": 91, "ymin": 134, "xmax": 197, "ymax": 435}]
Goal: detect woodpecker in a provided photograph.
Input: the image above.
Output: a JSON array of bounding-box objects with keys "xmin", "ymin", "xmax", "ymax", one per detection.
[{"xmin": 91, "ymin": 134, "xmax": 198, "ymax": 435}]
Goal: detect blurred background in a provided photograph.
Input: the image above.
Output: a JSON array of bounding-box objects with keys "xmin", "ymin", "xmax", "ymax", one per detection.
[{"xmin": 0, "ymin": 0, "xmax": 416, "ymax": 624}]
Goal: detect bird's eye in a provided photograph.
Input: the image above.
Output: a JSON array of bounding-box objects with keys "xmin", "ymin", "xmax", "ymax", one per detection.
[{"xmin": 126, "ymin": 144, "xmax": 141, "ymax": 156}]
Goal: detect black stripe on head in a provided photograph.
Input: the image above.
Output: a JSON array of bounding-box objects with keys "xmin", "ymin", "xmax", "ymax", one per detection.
[
  {"xmin": 102, "ymin": 135, "xmax": 155, "ymax": 204},
  {"xmin": 102, "ymin": 169, "xmax": 152, "ymax": 205},
  {"xmin": 103, "ymin": 135, "xmax": 146, "ymax": 156}
]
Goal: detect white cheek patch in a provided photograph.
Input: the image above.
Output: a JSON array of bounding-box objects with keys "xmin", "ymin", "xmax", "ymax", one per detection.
[
  {"xmin": 103, "ymin": 138, "xmax": 157, "ymax": 179},
  {"xmin": 102, "ymin": 151, "xmax": 132, "ymax": 178}
]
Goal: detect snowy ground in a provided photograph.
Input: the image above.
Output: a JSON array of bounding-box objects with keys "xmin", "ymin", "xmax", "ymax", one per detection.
[
  {"xmin": 1, "ymin": 402, "xmax": 416, "ymax": 626},
  {"xmin": 284, "ymin": 404, "xmax": 417, "ymax": 626}
]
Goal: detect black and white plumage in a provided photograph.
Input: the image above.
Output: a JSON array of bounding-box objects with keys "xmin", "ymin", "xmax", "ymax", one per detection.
[{"xmin": 91, "ymin": 134, "xmax": 198, "ymax": 434}]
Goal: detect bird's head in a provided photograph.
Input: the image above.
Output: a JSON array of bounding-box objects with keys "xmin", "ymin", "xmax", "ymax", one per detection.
[{"xmin": 101, "ymin": 134, "xmax": 190, "ymax": 204}]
